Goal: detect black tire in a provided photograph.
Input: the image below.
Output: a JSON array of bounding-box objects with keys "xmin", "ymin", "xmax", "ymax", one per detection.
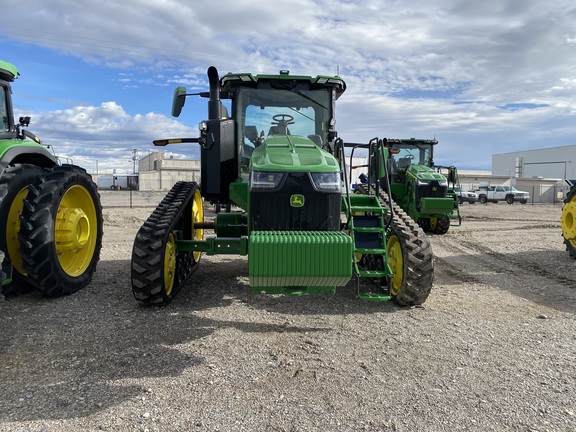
[
  {"xmin": 506, "ymin": 195, "xmax": 514, "ymax": 205},
  {"xmin": 479, "ymin": 195, "xmax": 487, "ymax": 204},
  {"xmin": 0, "ymin": 250, "xmax": 5, "ymax": 291},
  {"xmin": 469, "ymin": 201, "xmax": 475, "ymax": 205},
  {"xmin": 430, "ymin": 217, "xmax": 450, "ymax": 235},
  {"xmin": 520, "ymin": 200, "xmax": 527, "ymax": 205},
  {"xmin": 132, "ymin": 182, "xmax": 203, "ymax": 306},
  {"xmin": 458, "ymin": 197, "xmax": 464, "ymax": 205},
  {"xmin": 381, "ymin": 193, "xmax": 434, "ymax": 306},
  {"xmin": 0, "ymin": 163, "xmax": 45, "ymax": 295},
  {"xmin": 18, "ymin": 165, "xmax": 103, "ymax": 296}
]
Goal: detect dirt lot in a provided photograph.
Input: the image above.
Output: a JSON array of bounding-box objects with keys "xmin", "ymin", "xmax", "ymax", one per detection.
[{"xmin": 1, "ymin": 194, "xmax": 575, "ymax": 432}]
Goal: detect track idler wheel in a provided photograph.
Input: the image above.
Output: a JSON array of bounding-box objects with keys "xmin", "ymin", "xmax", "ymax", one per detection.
[{"xmin": 18, "ymin": 165, "xmax": 103, "ymax": 296}]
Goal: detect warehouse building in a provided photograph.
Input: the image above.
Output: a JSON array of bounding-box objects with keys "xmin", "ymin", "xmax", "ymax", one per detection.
[
  {"xmin": 492, "ymin": 144, "xmax": 576, "ymax": 180},
  {"xmin": 138, "ymin": 151, "xmax": 200, "ymax": 191}
]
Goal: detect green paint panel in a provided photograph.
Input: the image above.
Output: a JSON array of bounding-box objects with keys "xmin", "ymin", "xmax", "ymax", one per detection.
[
  {"xmin": 249, "ymin": 231, "xmax": 353, "ymax": 294},
  {"xmin": 419, "ymin": 197, "xmax": 456, "ymax": 214}
]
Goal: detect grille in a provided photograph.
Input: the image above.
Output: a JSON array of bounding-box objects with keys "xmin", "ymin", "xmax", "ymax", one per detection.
[
  {"xmin": 250, "ymin": 172, "xmax": 341, "ymax": 231},
  {"xmin": 416, "ymin": 181, "xmax": 447, "ymax": 209}
]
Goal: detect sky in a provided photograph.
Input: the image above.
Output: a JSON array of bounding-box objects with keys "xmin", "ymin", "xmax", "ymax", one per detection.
[{"xmin": 2, "ymin": 0, "xmax": 576, "ymax": 174}]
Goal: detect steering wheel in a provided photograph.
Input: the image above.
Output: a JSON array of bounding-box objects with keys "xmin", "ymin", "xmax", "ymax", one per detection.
[{"xmin": 272, "ymin": 114, "xmax": 295, "ymax": 125}]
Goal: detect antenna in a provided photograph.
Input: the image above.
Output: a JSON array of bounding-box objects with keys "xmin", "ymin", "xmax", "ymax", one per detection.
[{"xmin": 336, "ymin": 65, "xmax": 340, "ymax": 76}]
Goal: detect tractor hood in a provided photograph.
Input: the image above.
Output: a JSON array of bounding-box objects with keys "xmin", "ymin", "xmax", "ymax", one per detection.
[
  {"xmin": 251, "ymin": 135, "xmax": 339, "ymax": 173},
  {"xmin": 407, "ymin": 164, "xmax": 447, "ymax": 183}
]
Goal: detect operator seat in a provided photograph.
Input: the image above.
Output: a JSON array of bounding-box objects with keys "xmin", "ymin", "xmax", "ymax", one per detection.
[
  {"xmin": 245, "ymin": 125, "xmax": 259, "ymax": 145},
  {"xmin": 397, "ymin": 157, "xmax": 412, "ymax": 170},
  {"xmin": 268, "ymin": 126, "xmax": 291, "ymax": 135}
]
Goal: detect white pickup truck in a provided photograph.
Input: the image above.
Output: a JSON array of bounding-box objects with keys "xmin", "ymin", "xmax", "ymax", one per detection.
[{"xmin": 474, "ymin": 185, "xmax": 530, "ymax": 205}]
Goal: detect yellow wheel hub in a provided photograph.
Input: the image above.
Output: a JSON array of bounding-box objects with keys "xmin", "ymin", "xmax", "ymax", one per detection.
[
  {"xmin": 386, "ymin": 234, "xmax": 403, "ymax": 296},
  {"xmin": 561, "ymin": 200, "xmax": 576, "ymax": 244},
  {"xmin": 429, "ymin": 218, "xmax": 437, "ymax": 230},
  {"xmin": 55, "ymin": 185, "xmax": 98, "ymax": 277},
  {"xmin": 192, "ymin": 189, "xmax": 204, "ymax": 262},
  {"xmin": 6, "ymin": 188, "xmax": 28, "ymax": 275},
  {"xmin": 164, "ymin": 233, "xmax": 176, "ymax": 295}
]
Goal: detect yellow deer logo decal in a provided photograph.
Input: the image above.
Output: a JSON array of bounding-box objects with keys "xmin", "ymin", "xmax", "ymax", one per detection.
[{"xmin": 290, "ymin": 194, "xmax": 305, "ymax": 207}]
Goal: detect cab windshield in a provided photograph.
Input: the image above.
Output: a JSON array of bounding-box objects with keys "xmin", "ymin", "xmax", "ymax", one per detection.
[
  {"xmin": 236, "ymin": 86, "xmax": 332, "ymax": 176},
  {"xmin": 390, "ymin": 143, "xmax": 433, "ymax": 173}
]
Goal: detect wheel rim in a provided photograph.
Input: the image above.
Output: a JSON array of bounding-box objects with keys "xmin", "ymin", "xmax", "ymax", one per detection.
[
  {"xmin": 55, "ymin": 185, "xmax": 98, "ymax": 277},
  {"xmin": 192, "ymin": 189, "xmax": 204, "ymax": 262},
  {"xmin": 6, "ymin": 187, "xmax": 28, "ymax": 275},
  {"xmin": 429, "ymin": 218, "xmax": 437, "ymax": 230},
  {"xmin": 561, "ymin": 199, "xmax": 576, "ymax": 246},
  {"xmin": 386, "ymin": 234, "xmax": 403, "ymax": 296},
  {"xmin": 164, "ymin": 233, "xmax": 176, "ymax": 295}
]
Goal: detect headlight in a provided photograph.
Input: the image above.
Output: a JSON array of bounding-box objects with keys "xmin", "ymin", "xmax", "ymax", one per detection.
[
  {"xmin": 438, "ymin": 179, "xmax": 448, "ymax": 187},
  {"xmin": 250, "ymin": 171, "xmax": 285, "ymax": 190},
  {"xmin": 417, "ymin": 180, "xmax": 430, "ymax": 186},
  {"xmin": 309, "ymin": 172, "xmax": 341, "ymax": 192}
]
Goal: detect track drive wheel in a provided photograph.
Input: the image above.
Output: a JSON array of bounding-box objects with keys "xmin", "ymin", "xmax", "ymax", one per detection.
[
  {"xmin": 430, "ymin": 217, "xmax": 450, "ymax": 234},
  {"xmin": 0, "ymin": 163, "xmax": 44, "ymax": 295},
  {"xmin": 131, "ymin": 182, "xmax": 203, "ymax": 306},
  {"xmin": 18, "ymin": 165, "xmax": 103, "ymax": 296},
  {"xmin": 561, "ymin": 186, "xmax": 576, "ymax": 258}
]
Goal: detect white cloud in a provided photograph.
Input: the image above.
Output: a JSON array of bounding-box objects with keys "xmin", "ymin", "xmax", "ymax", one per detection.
[
  {"xmin": 3, "ymin": 0, "xmax": 576, "ymax": 171},
  {"xmin": 15, "ymin": 102, "xmax": 198, "ymax": 173}
]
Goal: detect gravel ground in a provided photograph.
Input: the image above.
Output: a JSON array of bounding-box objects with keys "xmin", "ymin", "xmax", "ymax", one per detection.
[{"xmin": 1, "ymin": 194, "xmax": 575, "ymax": 432}]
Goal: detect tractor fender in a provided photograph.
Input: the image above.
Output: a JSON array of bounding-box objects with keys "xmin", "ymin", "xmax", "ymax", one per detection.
[{"xmin": 0, "ymin": 144, "xmax": 57, "ymax": 174}]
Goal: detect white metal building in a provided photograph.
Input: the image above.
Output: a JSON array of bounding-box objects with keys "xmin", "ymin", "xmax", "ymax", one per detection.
[
  {"xmin": 492, "ymin": 144, "xmax": 576, "ymax": 180},
  {"xmin": 138, "ymin": 152, "xmax": 200, "ymax": 191}
]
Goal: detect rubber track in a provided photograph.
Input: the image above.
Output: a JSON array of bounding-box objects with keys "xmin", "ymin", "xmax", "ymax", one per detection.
[
  {"xmin": 357, "ymin": 185, "xmax": 434, "ymax": 305},
  {"xmin": 131, "ymin": 181, "xmax": 199, "ymax": 306},
  {"xmin": 431, "ymin": 217, "xmax": 450, "ymax": 235}
]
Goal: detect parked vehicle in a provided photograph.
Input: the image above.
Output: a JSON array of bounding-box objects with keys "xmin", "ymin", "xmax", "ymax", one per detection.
[
  {"xmin": 454, "ymin": 186, "xmax": 477, "ymax": 204},
  {"xmin": 131, "ymin": 67, "xmax": 435, "ymax": 306},
  {"xmin": 474, "ymin": 185, "xmax": 530, "ymax": 205},
  {"xmin": 0, "ymin": 60, "xmax": 102, "ymax": 297}
]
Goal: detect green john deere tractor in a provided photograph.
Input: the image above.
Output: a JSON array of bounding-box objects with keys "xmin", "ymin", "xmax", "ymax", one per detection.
[
  {"xmin": 366, "ymin": 138, "xmax": 461, "ymax": 235},
  {"xmin": 561, "ymin": 180, "xmax": 576, "ymax": 258},
  {"xmin": 0, "ymin": 60, "xmax": 103, "ymax": 297},
  {"xmin": 131, "ymin": 67, "xmax": 434, "ymax": 306}
]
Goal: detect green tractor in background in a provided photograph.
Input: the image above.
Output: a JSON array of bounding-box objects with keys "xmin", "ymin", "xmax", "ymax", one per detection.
[
  {"xmin": 0, "ymin": 60, "xmax": 102, "ymax": 296},
  {"xmin": 131, "ymin": 67, "xmax": 434, "ymax": 307},
  {"xmin": 370, "ymin": 138, "xmax": 461, "ymax": 235}
]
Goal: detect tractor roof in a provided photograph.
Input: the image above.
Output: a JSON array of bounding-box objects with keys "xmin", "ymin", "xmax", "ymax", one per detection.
[
  {"xmin": 387, "ymin": 138, "xmax": 438, "ymax": 146},
  {"xmin": 220, "ymin": 70, "xmax": 346, "ymax": 99},
  {"xmin": 0, "ymin": 60, "xmax": 19, "ymax": 82}
]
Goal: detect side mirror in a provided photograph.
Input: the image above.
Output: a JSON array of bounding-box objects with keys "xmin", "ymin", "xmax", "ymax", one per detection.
[{"xmin": 171, "ymin": 86, "xmax": 187, "ymax": 117}]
